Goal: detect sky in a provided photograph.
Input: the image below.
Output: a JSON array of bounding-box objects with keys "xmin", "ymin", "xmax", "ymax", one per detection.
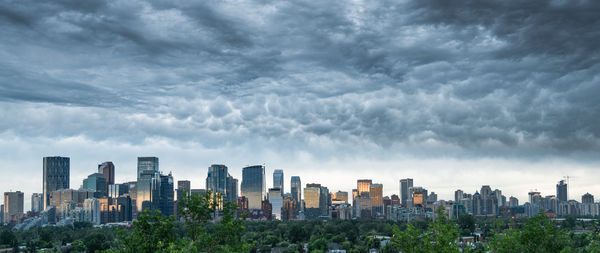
[{"xmin": 1, "ymin": 0, "xmax": 600, "ymax": 211}]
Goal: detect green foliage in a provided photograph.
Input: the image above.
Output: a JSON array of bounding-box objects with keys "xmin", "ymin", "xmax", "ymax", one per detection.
[
  {"xmin": 458, "ymin": 214, "xmax": 476, "ymax": 235},
  {"xmin": 489, "ymin": 213, "xmax": 571, "ymax": 253},
  {"xmin": 121, "ymin": 209, "xmax": 177, "ymax": 253},
  {"xmin": 308, "ymin": 237, "xmax": 328, "ymax": 252}
]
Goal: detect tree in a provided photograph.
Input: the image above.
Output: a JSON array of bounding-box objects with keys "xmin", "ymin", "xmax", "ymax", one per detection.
[
  {"xmin": 390, "ymin": 223, "xmax": 425, "ymax": 253},
  {"xmin": 121, "ymin": 209, "xmax": 177, "ymax": 253},
  {"xmin": 458, "ymin": 214, "xmax": 476, "ymax": 235},
  {"xmin": 308, "ymin": 238, "xmax": 328, "ymax": 252},
  {"xmin": 425, "ymin": 206, "xmax": 460, "ymax": 253}
]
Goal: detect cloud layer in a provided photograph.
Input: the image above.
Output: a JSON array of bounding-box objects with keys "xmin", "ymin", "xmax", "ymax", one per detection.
[{"xmin": 1, "ymin": 0, "xmax": 600, "ymax": 205}]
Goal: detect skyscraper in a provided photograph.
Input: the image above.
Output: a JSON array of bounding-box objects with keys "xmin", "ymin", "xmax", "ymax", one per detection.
[
  {"xmin": 3, "ymin": 191, "xmax": 24, "ymax": 224},
  {"xmin": 136, "ymin": 170, "xmax": 174, "ymax": 216},
  {"xmin": 304, "ymin": 183, "xmax": 321, "ymax": 219},
  {"xmin": 137, "ymin": 157, "xmax": 159, "ymax": 180},
  {"xmin": 400, "ymin": 178, "xmax": 413, "ymax": 206},
  {"xmin": 357, "ymin": 179, "xmax": 372, "ymax": 196},
  {"xmin": 273, "ymin": 170, "xmax": 284, "ymax": 194},
  {"xmin": 98, "ymin": 162, "xmax": 115, "ymax": 194},
  {"xmin": 582, "ymin": 193, "xmax": 594, "ymax": 204},
  {"xmin": 241, "ymin": 165, "xmax": 266, "ymax": 210},
  {"xmin": 268, "ymin": 188, "xmax": 283, "ymax": 220},
  {"xmin": 83, "ymin": 173, "xmax": 107, "ymax": 196},
  {"xmin": 31, "ymin": 193, "xmax": 43, "ymax": 213},
  {"xmin": 370, "ymin": 184, "xmax": 383, "ymax": 217},
  {"xmin": 3, "ymin": 191, "xmax": 24, "ymax": 225},
  {"xmin": 43, "ymin": 156, "xmax": 70, "ymax": 210},
  {"xmin": 557, "ymin": 180, "xmax": 567, "ymax": 202},
  {"xmin": 454, "ymin": 189, "xmax": 464, "ymax": 202},
  {"xmin": 206, "ymin": 164, "xmax": 234, "ymax": 207},
  {"xmin": 320, "ymin": 186, "xmax": 329, "ymax": 216},
  {"xmin": 290, "ymin": 176, "xmax": 301, "ymax": 208}
]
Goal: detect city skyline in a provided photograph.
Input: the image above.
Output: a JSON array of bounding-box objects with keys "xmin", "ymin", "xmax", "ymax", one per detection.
[
  {"xmin": 0, "ymin": 155, "xmax": 594, "ymax": 212},
  {"xmin": 1, "ymin": 1, "xmax": 600, "ymax": 212}
]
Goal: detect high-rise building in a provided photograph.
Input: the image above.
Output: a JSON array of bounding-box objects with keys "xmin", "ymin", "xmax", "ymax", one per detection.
[
  {"xmin": 400, "ymin": 178, "xmax": 413, "ymax": 206},
  {"xmin": 31, "ymin": 193, "xmax": 43, "ymax": 213},
  {"xmin": 268, "ymin": 188, "xmax": 283, "ymax": 220},
  {"xmin": 334, "ymin": 191, "xmax": 349, "ymax": 204},
  {"xmin": 282, "ymin": 196, "xmax": 297, "ymax": 221},
  {"xmin": 241, "ymin": 165, "xmax": 266, "ymax": 210},
  {"xmin": 582, "ymin": 193, "xmax": 594, "ymax": 204},
  {"xmin": 290, "ymin": 176, "xmax": 301, "ymax": 209},
  {"xmin": 454, "ymin": 189, "xmax": 464, "ymax": 202},
  {"xmin": 509, "ymin": 196, "xmax": 519, "ymax": 207},
  {"xmin": 273, "ymin": 170, "xmax": 284, "ymax": 194},
  {"xmin": 206, "ymin": 164, "xmax": 238, "ymax": 207},
  {"xmin": 357, "ymin": 179, "xmax": 372, "ymax": 196},
  {"xmin": 3, "ymin": 191, "xmax": 24, "ymax": 225},
  {"xmin": 0, "ymin": 204, "xmax": 3, "ymax": 224},
  {"xmin": 83, "ymin": 198, "xmax": 101, "ymax": 225},
  {"xmin": 49, "ymin": 189, "xmax": 95, "ymax": 213},
  {"xmin": 557, "ymin": 180, "xmax": 567, "ymax": 202},
  {"xmin": 98, "ymin": 162, "xmax": 115, "ymax": 194},
  {"xmin": 390, "ymin": 194, "xmax": 400, "ymax": 206},
  {"xmin": 83, "ymin": 173, "xmax": 107, "ymax": 196},
  {"xmin": 108, "ymin": 184, "xmax": 129, "ymax": 198},
  {"xmin": 409, "ymin": 187, "xmax": 427, "ymax": 208},
  {"xmin": 43, "ymin": 156, "xmax": 70, "ymax": 210},
  {"xmin": 136, "ymin": 170, "xmax": 174, "ymax": 216},
  {"xmin": 137, "ymin": 157, "xmax": 159, "ymax": 180},
  {"xmin": 320, "ymin": 186, "xmax": 329, "ymax": 217},
  {"xmin": 304, "ymin": 183, "xmax": 321, "ymax": 219},
  {"xmin": 370, "ymin": 184, "xmax": 383, "ymax": 217}
]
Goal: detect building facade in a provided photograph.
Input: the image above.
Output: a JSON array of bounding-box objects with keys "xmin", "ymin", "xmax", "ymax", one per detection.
[
  {"xmin": 43, "ymin": 156, "xmax": 70, "ymax": 210},
  {"xmin": 241, "ymin": 165, "xmax": 266, "ymax": 210}
]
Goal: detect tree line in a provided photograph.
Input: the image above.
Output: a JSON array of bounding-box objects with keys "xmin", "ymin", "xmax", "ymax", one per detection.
[{"xmin": 2, "ymin": 192, "xmax": 600, "ymax": 252}]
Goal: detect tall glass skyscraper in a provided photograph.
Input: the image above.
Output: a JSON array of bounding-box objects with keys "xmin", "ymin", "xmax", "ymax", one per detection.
[
  {"xmin": 557, "ymin": 180, "xmax": 567, "ymax": 202},
  {"xmin": 82, "ymin": 173, "xmax": 107, "ymax": 196},
  {"xmin": 304, "ymin": 183, "xmax": 321, "ymax": 219},
  {"xmin": 206, "ymin": 164, "xmax": 238, "ymax": 207},
  {"xmin": 43, "ymin": 156, "xmax": 70, "ymax": 210},
  {"xmin": 290, "ymin": 176, "xmax": 301, "ymax": 209},
  {"xmin": 241, "ymin": 165, "xmax": 265, "ymax": 210},
  {"xmin": 273, "ymin": 170, "xmax": 284, "ymax": 195},
  {"xmin": 137, "ymin": 157, "xmax": 158, "ymax": 180},
  {"xmin": 136, "ymin": 170, "xmax": 174, "ymax": 216},
  {"xmin": 98, "ymin": 161, "xmax": 115, "ymax": 193},
  {"xmin": 400, "ymin": 178, "xmax": 413, "ymax": 206}
]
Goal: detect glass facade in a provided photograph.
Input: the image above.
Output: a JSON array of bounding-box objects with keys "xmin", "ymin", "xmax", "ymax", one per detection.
[
  {"xmin": 137, "ymin": 157, "xmax": 158, "ymax": 180},
  {"xmin": 400, "ymin": 178, "xmax": 413, "ymax": 206},
  {"xmin": 241, "ymin": 165, "xmax": 265, "ymax": 210},
  {"xmin": 43, "ymin": 156, "xmax": 70, "ymax": 210},
  {"xmin": 273, "ymin": 170, "xmax": 284, "ymax": 194},
  {"xmin": 290, "ymin": 176, "xmax": 301, "ymax": 209},
  {"xmin": 83, "ymin": 173, "xmax": 107, "ymax": 196}
]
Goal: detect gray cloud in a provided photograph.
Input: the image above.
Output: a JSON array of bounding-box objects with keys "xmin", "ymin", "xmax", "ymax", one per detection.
[{"xmin": 0, "ymin": 0, "xmax": 599, "ymax": 163}]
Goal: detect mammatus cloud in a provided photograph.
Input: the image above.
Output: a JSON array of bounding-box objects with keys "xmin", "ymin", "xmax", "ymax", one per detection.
[{"xmin": 1, "ymin": 0, "xmax": 600, "ymax": 206}]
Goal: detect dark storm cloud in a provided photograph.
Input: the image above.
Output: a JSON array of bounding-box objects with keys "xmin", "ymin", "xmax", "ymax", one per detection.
[{"xmin": 0, "ymin": 0, "xmax": 599, "ymax": 159}]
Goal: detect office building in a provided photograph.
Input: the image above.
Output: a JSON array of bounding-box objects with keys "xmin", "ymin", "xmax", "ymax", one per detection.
[
  {"xmin": 108, "ymin": 184, "xmax": 129, "ymax": 199},
  {"xmin": 83, "ymin": 173, "xmax": 107, "ymax": 196},
  {"xmin": 357, "ymin": 179, "xmax": 372, "ymax": 196},
  {"xmin": 136, "ymin": 170, "xmax": 174, "ymax": 216},
  {"xmin": 409, "ymin": 187, "xmax": 427, "ymax": 208},
  {"xmin": 290, "ymin": 176, "xmax": 301, "ymax": 208},
  {"xmin": 83, "ymin": 198, "xmax": 101, "ymax": 225},
  {"xmin": 400, "ymin": 178, "xmax": 413, "ymax": 206},
  {"xmin": 241, "ymin": 165, "xmax": 266, "ymax": 210},
  {"xmin": 455, "ymin": 189, "xmax": 464, "ymax": 203},
  {"xmin": 98, "ymin": 162, "xmax": 115, "ymax": 194},
  {"xmin": 268, "ymin": 188, "xmax": 283, "ymax": 220},
  {"xmin": 273, "ymin": 170, "xmax": 284, "ymax": 194},
  {"xmin": 333, "ymin": 191, "xmax": 349, "ymax": 204},
  {"xmin": 282, "ymin": 195, "xmax": 298, "ymax": 221},
  {"xmin": 557, "ymin": 180, "xmax": 568, "ymax": 202},
  {"xmin": 582, "ymin": 193, "xmax": 594, "ymax": 204},
  {"xmin": 390, "ymin": 194, "xmax": 400, "ymax": 206},
  {"xmin": 31, "ymin": 193, "xmax": 43, "ymax": 213},
  {"xmin": 320, "ymin": 186, "xmax": 329, "ymax": 217},
  {"xmin": 304, "ymin": 183, "xmax": 321, "ymax": 219},
  {"xmin": 3, "ymin": 191, "xmax": 24, "ymax": 224},
  {"xmin": 43, "ymin": 156, "xmax": 70, "ymax": 210},
  {"xmin": 355, "ymin": 194, "xmax": 372, "ymax": 219},
  {"xmin": 0, "ymin": 204, "xmax": 3, "ymax": 224},
  {"xmin": 370, "ymin": 184, "xmax": 383, "ymax": 217},
  {"xmin": 137, "ymin": 157, "xmax": 159, "ymax": 180},
  {"xmin": 49, "ymin": 189, "xmax": 95, "ymax": 213},
  {"xmin": 206, "ymin": 164, "xmax": 238, "ymax": 207},
  {"xmin": 509, "ymin": 196, "xmax": 519, "ymax": 207}
]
